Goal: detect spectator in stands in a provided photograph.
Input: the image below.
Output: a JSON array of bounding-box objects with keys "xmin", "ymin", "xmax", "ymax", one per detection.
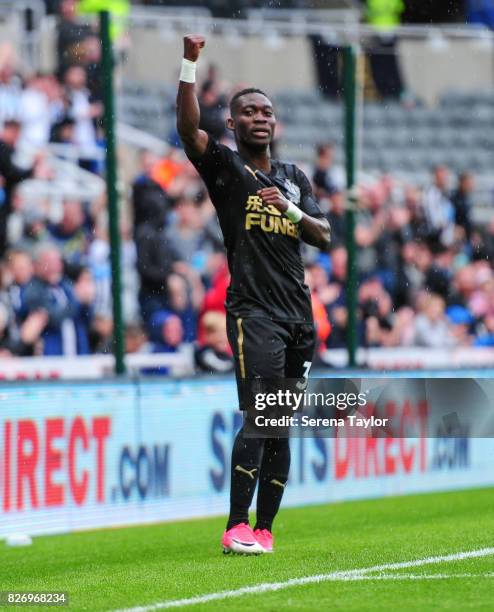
[
  {"xmin": 305, "ymin": 265, "xmax": 332, "ymax": 355},
  {"xmin": 413, "ymin": 293, "xmax": 457, "ymax": 348},
  {"xmin": 395, "ymin": 241, "xmax": 419, "ymax": 307},
  {"xmin": 86, "ymin": 226, "xmax": 112, "ymax": 318},
  {"xmin": 389, "ymin": 306, "xmax": 416, "ymax": 347},
  {"xmin": 63, "ymin": 65, "xmax": 103, "ymax": 171},
  {"xmin": 366, "ymin": 0, "xmax": 405, "ymax": 98},
  {"xmin": 451, "ymin": 171, "xmax": 474, "ymax": 242},
  {"xmin": 450, "ymin": 265, "xmax": 477, "ymax": 308},
  {"xmin": 198, "ymin": 79, "xmax": 227, "ymax": 141},
  {"xmin": 0, "ymin": 43, "xmax": 23, "ymax": 126},
  {"xmin": 57, "ymin": 0, "xmax": 91, "ymax": 77},
  {"xmin": 305, "ymin": 262, "xmax": 337, "ymax": 322},
  {"xmin": 69, "ymin": 265, "xmax": 97, "ymax": 350},
  {"xmin": 326, "ymin": 190, "xmax": 346, "ymax": 247},
  {"xmin": 50, "ymin": 115, "xmax": 76, "ymax": 145},
  {"xmin": 0, "ymin": 250, "xmax": 48, "ymax": 356},
  {"xmin": 326, "ymin": 304, "xmax": 348, "ymax": 349},
  {"xmin": 150, "ymin": 147, "xmax": 189, "ymax": 197},
  {"xmin": 309, "ymin": 34, "xmax": 342, "ymax": 99},
  {"xmin": 0, "ymin": 299, "xmax": 48, "ymax": 357},
  {"xmin": 197, "ymin": 257, "xmax": 229, "ymax": 343},
  {"xmin": 421, "ymin": 165, "xmax": 455, "ymax": 246},
  {"xmin": 446, "ymin": 305, "xmax": 476, "ymax": 346},
  {"xmin": 45, "ymin": 73, "xmax": 66, "ymax": 120},
  {"xmin": 89, "ymin": 312, "xmax": 114, "ymax": 354},
  {"xmin": 355, "ymin": 186, "xmax": 387, "ymax": 276},
  {"xmin": 473, "ymin": 217, "xmax": 494, "ymax": 262},
  {"xmin": 135, "ymin": 200, "xmax": 177, "ymax": 327},
  {"xmin": 195, "ymin": 311, "xmax": 234, "ymax": 374},
  {"xmin": 149, "ymin": 310, "xmax": 184, "ymax": 354},
  {"xmin": 327, "ymin": 246, "xmax": 347, "ymax": 305},
  {"xmin": 167, "ymin": 272, "xmax": 204, "ymax": 343},
  {"xmin": 23, "ymin": 246, "xmax": 94, "ymax": 355},
  {"xmin": 131, "ymin": 148, "xmax": 170, "ymax": 239},
  {"xmin": 48, "ymin": 199, "xmax": 91, "ymax": 274},
  {"xmin": 78, "ymin": 0, "xmax": 130, "ymax": 49},
  {"xmin": 412, "ymin": 240, "xmax": 433, "ymax": 286},
  {"xmin": 5, "ymin": 249, "xmax": 33, "ymax": 323},
  {"xmin": 125, "ymin": 322, "xmax": 151, "ymax": 354},
  {"xmin": 86, "ymin": 218, "xmax": 138, "ymax": 323},
  {"xmin": 424, "ymin": 243, "xmax": 454, "ymax": 301},
  {"xmin": 468, "ymin": 268, "xmax": 494, "ymax": 318},
  {"xmin": 120, "ymin": 219, "xmax": 140, "ymax": 323},
  {"xmin": 137, "ymin": 310, "xmax": 184, "ymax": 375},
  {"xmin": 18, "ymin": 73, "xmax": 53, "ymax": 149},
  {"xmin": 312, "ymin": 290, "xmax": 332, "ymax": 354},
  {"xmin": 466, "ymin": 0, "xmax": 494, "ymax": 29},
  {"xmin": 312, "ymin": 143, "xmax": 339, "ymax": 201},
  {"xmin": 14, "ymin": 208, "xmax": 50, "ymax": 255},
  {"xmin": 360, "ymin": 275, "xmax": 392, "ymax": 321},
  {"xmin": 16, "ymin": 72, "xmax": 63, "ymax": 152},
  {"xmin": 202, "ymin": 196, "xmax": 226, "ymax": 254},
  {"xmin": 164, "ymin": 195, "xmax": 209, "ymax": 269},
  {"xmin": 378, "ymin": 203, "xmax": 413, "ymax": 296},
  {"xmin": 358, "ymin": 276, "xmax": 393, "ymax": 346},
  {"xmin": 323, "ymin": 247, "xmax": 351, "ymax": 349},
  {"xmin": 82, "ymin": 34, "xmax": 103, "ymax": 104},
  {"xmin": 404, "ymin": 185, "xmax": 428, "ymax": 241},
  {"xmin": 474, "ymin": 313, "xmax": 494, "ymax": 347},
  {"xmin": 0, "ymin": 120, "xmax": 46, "ymax": 257}
]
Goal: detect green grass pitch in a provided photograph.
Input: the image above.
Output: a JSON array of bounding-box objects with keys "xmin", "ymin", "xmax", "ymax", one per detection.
[{"xmin": 3, "ymin": 487, "xmax": 494, "ymax": 611}]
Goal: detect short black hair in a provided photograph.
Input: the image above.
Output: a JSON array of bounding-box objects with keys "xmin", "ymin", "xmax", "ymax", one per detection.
[
  {"xmin": 3, "ymin": 119, "xmax": 21, "ymax": 128},
  {"xmin": 229, "ymin": 87, "xmax": 269, "ymax": 115},
  {"xmin": 316, "ymin": 142, "xmax": 334, "ymax": 156}
]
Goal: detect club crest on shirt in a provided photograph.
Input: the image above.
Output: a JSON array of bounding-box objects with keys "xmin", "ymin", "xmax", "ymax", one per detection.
[{"xmin": 283, "ymin": 179, "xmax": 301, "ymax": 204}]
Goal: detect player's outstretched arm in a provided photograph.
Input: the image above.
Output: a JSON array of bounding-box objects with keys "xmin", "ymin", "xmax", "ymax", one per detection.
[{"xmin": 176, "ymin": 34, "xmax": 209, "ymax": 159}]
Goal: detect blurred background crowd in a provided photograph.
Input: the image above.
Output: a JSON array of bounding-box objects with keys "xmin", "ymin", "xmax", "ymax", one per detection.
[{"xmin": 0, "ymin": 0, "xmax": 494, "ymax": 373}]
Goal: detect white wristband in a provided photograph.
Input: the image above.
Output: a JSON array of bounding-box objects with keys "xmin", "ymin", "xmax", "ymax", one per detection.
[
  {"xmin": 285, "ymin": 200, "xmax": 303, "ymax": 224},
  {"xmin": 179, "ymin": 58, "xmax": 196, "ymax": 83}
]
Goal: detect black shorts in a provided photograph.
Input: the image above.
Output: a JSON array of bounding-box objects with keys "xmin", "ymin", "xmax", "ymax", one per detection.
[{"xmin": 226, "ymin": 313, "xmax": 316, "ymax": 411}]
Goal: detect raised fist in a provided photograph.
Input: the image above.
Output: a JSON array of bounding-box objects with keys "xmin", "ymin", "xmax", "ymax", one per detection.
[{"xmin": 183, "ymin": 34, "xmax": 205, "ymax": 62}]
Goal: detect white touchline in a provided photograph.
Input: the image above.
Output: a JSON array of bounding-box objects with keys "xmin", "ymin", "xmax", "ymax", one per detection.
[
  {"xmin": 329, "ymin": 573, "xmax": 494, "ymax": 582},
  {"xmin": 113, "ymin": 547, "xmax": 494, "ymax": 612}
]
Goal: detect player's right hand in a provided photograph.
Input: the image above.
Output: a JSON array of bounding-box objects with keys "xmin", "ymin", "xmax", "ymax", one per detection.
[{"xmin": 183, "ymin": 34, "xmax": 205, "ymax": 62}]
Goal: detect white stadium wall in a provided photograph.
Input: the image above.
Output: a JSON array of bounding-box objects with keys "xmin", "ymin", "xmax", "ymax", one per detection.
[{"xmin": 1, "ymin": 378, "xmax": 494, "ymax": 538}]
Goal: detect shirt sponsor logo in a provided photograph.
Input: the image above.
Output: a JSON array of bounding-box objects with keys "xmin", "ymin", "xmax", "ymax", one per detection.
[{"xmin": 244, "ymin": 195, "xmax": 299, "ymax": 238}]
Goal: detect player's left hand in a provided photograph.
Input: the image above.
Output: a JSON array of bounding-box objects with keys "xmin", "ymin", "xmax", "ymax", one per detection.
[{"xmin": 257, "ymin": 187, "xmax": 289, "ymax": 213}]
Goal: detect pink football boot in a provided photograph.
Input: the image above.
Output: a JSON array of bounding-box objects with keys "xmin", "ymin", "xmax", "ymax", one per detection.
[
  {"xmin": 222, "ymin": 523, "xmax": 264, "ymax": 554},
  {"xmin": 254, "ymin": 528, "xmax": 274, "ymax": 553}
]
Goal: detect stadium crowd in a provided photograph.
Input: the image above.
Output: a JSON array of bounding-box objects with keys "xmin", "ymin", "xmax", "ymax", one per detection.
[{"xmin": 0, "ymin": 0, "xmax": 493, "ymax": 372}]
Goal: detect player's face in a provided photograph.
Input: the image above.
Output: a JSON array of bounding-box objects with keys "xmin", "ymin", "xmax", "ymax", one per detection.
[{"xmin": 230, "ymin": 93, "xmax": 276, "ymax": 148}]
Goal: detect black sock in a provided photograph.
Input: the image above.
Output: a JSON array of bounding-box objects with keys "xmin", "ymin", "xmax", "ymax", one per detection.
[
  {"xmin": 226, "ymin": 426, "xmax": 264, "ymax": 530},
  {"xmin": 254, "ymin": 437, "xmax": 290, "ymax": 533}
]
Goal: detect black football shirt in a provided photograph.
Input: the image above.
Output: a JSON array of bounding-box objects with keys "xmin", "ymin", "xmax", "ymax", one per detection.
[{"xmin": 189, "ymin": 136, "xmax": 325, "ymax": 323}]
